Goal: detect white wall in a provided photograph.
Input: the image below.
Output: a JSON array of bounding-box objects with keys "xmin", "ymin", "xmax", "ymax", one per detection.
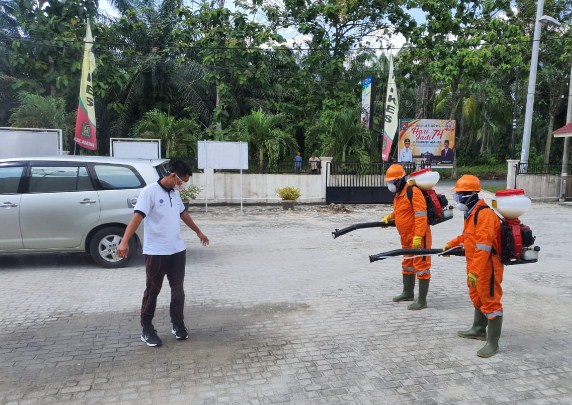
[
  {"xmin": 189, "ymin": 157, "xmax": 333, "ymax": 204},
  {"xmin": 507, "ymin": 159, "xmax": 567, "ymax": 201},
  {"xmin": 515, "ymin": 174, "xmax": 561, "ymax": 201},
  {"xmin": 190, "ymin": 171, "xmax": 324, "ymax": 203}
]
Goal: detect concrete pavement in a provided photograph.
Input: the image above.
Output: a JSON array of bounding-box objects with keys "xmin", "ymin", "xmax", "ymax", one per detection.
[{"xmin": 1, "ymin": 189, "xmax": 571, "ymax": 404}]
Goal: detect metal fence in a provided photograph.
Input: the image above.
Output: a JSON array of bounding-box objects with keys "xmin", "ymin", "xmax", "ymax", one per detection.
[
  {"xmin": 516, "ymin": 162, "xmax": 564, "ymax": 175},
  {"xmin": 328, "ymin": 162, "xmax": 428, "ymax": 175},
  {"xmin": 184, "ymin": 158, "xmax": 430, "ymax": 175},
  {"xmin": 183, "ymin": 159, "xmax": 322, "ymax": 174},
  {"xmin": 327, "ymin": 161, "xmax": 431, "ymax": 187}
]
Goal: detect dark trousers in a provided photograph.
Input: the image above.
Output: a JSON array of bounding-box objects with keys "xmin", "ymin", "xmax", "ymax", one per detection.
[{"xmin": 140, "ymin": 250, "xmax": 186, "ymax": 328}]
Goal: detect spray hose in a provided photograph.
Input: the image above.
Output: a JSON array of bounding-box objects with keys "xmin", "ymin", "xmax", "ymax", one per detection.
[
  {"xmin": 369, "ymin": 246, "xmax": 465, "ymax": 263},
  {"xmin": 332, "ymin": 220, "xmax": 396, "ymax": 239}
]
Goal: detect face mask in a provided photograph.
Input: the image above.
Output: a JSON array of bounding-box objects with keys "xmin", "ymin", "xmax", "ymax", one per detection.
[
  {"xmin": 453, "ymin": 192, "xmax": 474, "ymax": 211},
  {"xmin": 387, "ymin": 182, "xmax": 397, "ymax": 193},
  {"xmin": 174, "ymin": 174, "xmax": 187, "ymax": 191},
  {"xmin": 455, "ymin": 202, "xmax": 469, "ymax": 211}
]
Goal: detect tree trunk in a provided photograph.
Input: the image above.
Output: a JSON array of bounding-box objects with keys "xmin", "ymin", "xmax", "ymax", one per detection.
[
  {"xmin": 543, "ymin": 113, "xmax": 555, "ymax": 165},
  {"xmin": 216, "ymin": 84, "xmax": 222, "ymax": 131},
  {"xmin": 48, "ymin": 56, "xmax": 56, "ymax": 96}
]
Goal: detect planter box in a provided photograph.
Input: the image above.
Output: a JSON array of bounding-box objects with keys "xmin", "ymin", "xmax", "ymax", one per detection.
[{"xmin": 281, "ymin": 200, "xmax": 296, "ymax": 210}]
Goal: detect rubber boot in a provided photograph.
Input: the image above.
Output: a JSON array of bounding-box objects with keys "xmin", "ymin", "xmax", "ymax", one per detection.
[
  {"xmin": 477, "ymin": 316, "xmax": 503, "ymax": 358},
  {"xmin": 392, "ymin": 274, "xmax": 415, "ymax": 302},
  {"xmin": 408, "ymin": 279, "xmax": 429, "ymax": 310},
  {"xmin": 457, "ymin": 308, "xmax": 488, "ymax": 341}
]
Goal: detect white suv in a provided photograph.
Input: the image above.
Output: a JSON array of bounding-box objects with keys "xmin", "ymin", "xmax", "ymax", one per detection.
[{"xmin": 0, "ymin": 156, "xmax": 169, "ymax": 268}]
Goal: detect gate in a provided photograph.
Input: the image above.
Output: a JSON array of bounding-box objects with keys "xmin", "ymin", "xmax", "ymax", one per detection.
[{"xmin": 326, "ymin": 162, "xmax": 421, "ymax": 204}]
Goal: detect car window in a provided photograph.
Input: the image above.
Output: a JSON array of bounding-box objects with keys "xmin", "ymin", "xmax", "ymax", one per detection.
[
  {"xmin": 156, "ymin": 163, "xmax": 170, "ymax": 178},
  {"xmin": 0, "ymin": 166, "xmax": 24, "ymax": 194},
  {"xmin": 29, "ymin": 165, "xmax": 93, "ymax": 193},
  {"xmin": 92, "ymin": 164, "xmax": 144, "ymax": 189}
]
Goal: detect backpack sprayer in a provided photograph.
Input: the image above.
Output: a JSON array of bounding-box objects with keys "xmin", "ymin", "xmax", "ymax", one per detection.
[
  {"xmin": 407, "ymin": 168, "xmax": 454, "ymax": 225},
  {"xmin": 331, "ymin": 168, "xmax": 452, "ymax": 239},
  {"xmin": 491, "ymin": 189, "xmax": 539, "ymax": 265},
  {"xmin": 368, "ymin": 189, "xmax": 540, "ymax": 266}
]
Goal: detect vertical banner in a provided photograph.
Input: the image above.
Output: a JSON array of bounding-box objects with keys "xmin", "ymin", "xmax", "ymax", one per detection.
[
  {"xmin": 74, "ymin": 21, "xmax": 97, "ymax": 151},
  {"xmin": 360, "ymin": 76, "xmax": 373, "ymax": 129},
  {"xmin": 381, "ymin": 54, "xmax": 398, "ymax": 161},
  {"xmin": 397, "ymin": 119, "xmax": 456, "ymax": 168}
]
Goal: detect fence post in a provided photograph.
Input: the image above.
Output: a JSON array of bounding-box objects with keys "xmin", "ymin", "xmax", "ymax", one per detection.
[
  {"xmin": 506, "ymin": 159, "xmax": 519, "ymax": 189},
  {"xmin": 320, "ymin": 157, "xmax": 333, "ymax": 204}
]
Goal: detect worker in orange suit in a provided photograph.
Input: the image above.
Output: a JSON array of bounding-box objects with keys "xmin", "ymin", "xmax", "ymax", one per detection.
[
  {"xmin": 443, "ymin": 175, "xmax": 504, "ymax": 358},
  {"xmin": 382, "ymin": 164, "xmax": 432, "ymax": 310}
]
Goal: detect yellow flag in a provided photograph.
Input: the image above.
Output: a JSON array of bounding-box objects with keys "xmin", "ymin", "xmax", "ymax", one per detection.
[{"xmin": 74, "ymin": 21, "xmax": 97, "ymax": 151}]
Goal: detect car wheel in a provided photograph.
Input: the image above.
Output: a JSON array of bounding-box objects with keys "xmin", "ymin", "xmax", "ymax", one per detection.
[{"xmin": 89, "ymin": 226, "xmax": 135, "ymax": 268}]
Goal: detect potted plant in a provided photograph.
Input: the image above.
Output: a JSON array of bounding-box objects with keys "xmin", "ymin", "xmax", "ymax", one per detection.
[
  {"xmin": 179, "ymin": 184, "xmax": 202, "ymax": 210},
  {"xmin": 276, "ymin": 186, "xmax": 301, "ymax": 210}
]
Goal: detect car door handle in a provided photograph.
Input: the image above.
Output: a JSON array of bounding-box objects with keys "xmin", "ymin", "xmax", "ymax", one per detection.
[
  {"xmin": 79, "ymin": 198, "xmax": 97, "ymax": 205},
  {"xmin": 1, "ymin": 202, "xmax": 18, "ymax": 208},
  {"xmin": 127, "ymin": 197, "xmax": 138, "ymax": 208}
]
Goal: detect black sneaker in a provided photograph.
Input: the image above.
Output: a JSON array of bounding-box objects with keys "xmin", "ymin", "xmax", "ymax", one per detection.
[
  {"xmin": 172, "ymin": 324, "xmax": 189, "ymax": 340},
  {"xmin": 141, "ymin": 327, "xmax": 162, "ymax": 347}
]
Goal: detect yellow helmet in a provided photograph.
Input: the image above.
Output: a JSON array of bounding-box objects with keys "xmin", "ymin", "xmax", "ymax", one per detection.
[
  {"xmin": 452, "ymin": 175, "xmax": 481, "ymax": 192},
  {"xmin": 384, "ymin": 164, "xmax": 406, "ymax": 181}
]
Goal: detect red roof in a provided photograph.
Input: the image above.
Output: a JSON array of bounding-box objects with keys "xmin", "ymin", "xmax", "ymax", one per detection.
[{"xmin": 553, "ymin": 122, "xmax": 572, "ymax": 135}]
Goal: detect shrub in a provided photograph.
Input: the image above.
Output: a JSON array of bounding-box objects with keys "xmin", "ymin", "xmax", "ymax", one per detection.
[
  {"xmin": 276, "ymin": 186, "xmax": 301, "ymax": 200},
  {"xmin": 179, "ymin": 184, "xmax": 202, "ymax": 201}
]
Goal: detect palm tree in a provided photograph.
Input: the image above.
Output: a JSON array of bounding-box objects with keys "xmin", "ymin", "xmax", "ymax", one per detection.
[
  {"xmin": 131, "ymin": 109, "xmax": 203, "ymax": 158},
  {"xmin": 230, "ymin": 109, "xmax": 298, "ymax": 165},
  {"xmin": 105, "ymin": 0, "xmax": 214, "ymax": 137},
  {"xmin": 9, "ymin": 92, "xmax": 67, "ymax": 129},
  {"xmin": 0, "ymin": 0, "xmax": 18, "ymax": 73},
  {"xmin": 306, "ymin": 106, "xmax": 374, "ymax": 163}
]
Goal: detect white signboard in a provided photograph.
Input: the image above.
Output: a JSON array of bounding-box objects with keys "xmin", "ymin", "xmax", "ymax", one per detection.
[
  {"xmin": 0, "ymin": 128, "xmax": 62, "ymax": 158},
  {"xmin": 110, "ymin": 138, "xmax": 161, "ymax": 159},
  {"xmin": 198, "ymin": 141, "xmax": 248, "ymax": 170}
]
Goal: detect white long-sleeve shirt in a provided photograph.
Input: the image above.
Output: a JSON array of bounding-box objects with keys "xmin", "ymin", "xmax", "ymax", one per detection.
[{"xmin": 398, "ymin": 148, "xmax": 413, "ymax": 163}]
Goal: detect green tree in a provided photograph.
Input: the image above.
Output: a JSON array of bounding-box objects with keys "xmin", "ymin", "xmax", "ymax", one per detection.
[
  {"xmin": 401, "ymin": 0, "xmax": 531, "ymax": 171},
  {"xmin": 230, "ymin": 109, "xmax": 298, "ymax": 164},
  {"xmin": 5, "ymin": 0, "xmax": 97, "ymax": 97},
  {"xmin": 241, "ymin": 0, "xmax": 414, "ymax": 146},
  {"xmin": 306, "ymin": 105, "xmax": 374, "ymax": 163},
  {"xmin": 131, "ymin": 109, "xmax": 203, "ymax": 158},
  {"xmin": 188, "ymin": 4, "xmax": 282, "ymax": 130},
  {"xmin": 9, "ymin": 92, "xmax": 66, "ymax": 129},
  {"xmin": 103, "ymin": 0, "xmax": 214, "ymax": 137}
]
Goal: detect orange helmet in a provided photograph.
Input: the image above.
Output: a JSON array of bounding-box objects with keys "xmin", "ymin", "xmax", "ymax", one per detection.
[
  {"xmin": 452, "ymin": 175, "xmax": 481, "ymax": 192},
  {"xmin": 384, "ymin": 164, "xmax": 406, "ymax": 181}
]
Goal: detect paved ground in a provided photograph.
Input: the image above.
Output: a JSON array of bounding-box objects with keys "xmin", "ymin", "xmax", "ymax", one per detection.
[{"xmin": 1, "ymin": 187, "xmax": 572, "ymax": 404}]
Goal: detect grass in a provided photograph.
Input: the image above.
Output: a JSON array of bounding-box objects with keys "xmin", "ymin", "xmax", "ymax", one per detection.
[
  {"xmin": 456, "ymin": 164, "xmax": 507, "ymax": 179},
  {"xmin": 481, "ymin": 185, "xmax": 505, "ymax": 193},
  {"xmin": 433, "ymin": 164, "xmax": 507, "ymax": 181}
]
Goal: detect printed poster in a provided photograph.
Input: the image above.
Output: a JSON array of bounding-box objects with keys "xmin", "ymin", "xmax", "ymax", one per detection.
[{"xmin": 397, "ymin": 119, "xmax": 456, "ymax": 168}]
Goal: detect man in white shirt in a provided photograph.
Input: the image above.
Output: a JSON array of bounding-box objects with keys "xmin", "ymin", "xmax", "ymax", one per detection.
[
  {"xmin": 117, "ymin": 160, "xmax": 209, "ymax": 347},
  {"xmin": 398, "ymin": 138, "xmax": 413, "ymax": 163}
]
